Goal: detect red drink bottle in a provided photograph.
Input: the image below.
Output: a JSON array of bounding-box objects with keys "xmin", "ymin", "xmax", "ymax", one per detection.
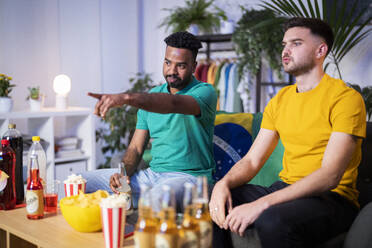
[
  {"xmin": 0, "ymin": 139, "xmax": 16, "ymax": 210},
  {"xmin": 26, "ymin": 154, "xmax": 44, "ymax": 219},
  {"xmin": 2, "ymin": 123, "xmax": 24, "ymax": 204}
]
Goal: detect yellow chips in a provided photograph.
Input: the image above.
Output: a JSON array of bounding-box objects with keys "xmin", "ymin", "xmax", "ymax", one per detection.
[{"xmin": 62, "ymin": 190, "xmax": 109, "ymax": 207}]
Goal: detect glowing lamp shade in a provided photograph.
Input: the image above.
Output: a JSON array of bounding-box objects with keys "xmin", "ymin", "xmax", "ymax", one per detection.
[{"xmin": 53, "ymin": 74, "xmax": 71, "ymax": 109}]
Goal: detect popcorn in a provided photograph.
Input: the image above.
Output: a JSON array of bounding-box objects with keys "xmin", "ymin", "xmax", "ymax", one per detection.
[
  {"xmin": 100, "ymin": 194, "xmax": 128, "ymax": 208},
  {"xmin": 64, "ymin": 174, "xmax": 86, "ymax": 184}
]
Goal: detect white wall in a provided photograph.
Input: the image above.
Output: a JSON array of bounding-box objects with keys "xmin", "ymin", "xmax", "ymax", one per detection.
[{"xmin": 0, "ymin": 0, "xmax": 139, "ymax": 111}]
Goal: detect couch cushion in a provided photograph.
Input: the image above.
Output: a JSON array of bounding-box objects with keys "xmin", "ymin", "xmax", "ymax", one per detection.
[
  {"xmin": 213, "ymin": 112, "xmax": 254, "ymax": 181},
  {"xmin": 213, "ymin": 112, "xmax": 284, "ymax": 186}
]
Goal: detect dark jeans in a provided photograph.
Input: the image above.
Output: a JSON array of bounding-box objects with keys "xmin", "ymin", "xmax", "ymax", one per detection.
[{"xmin": 213, "ymin": 181, "xmax": 358, "ymax": 248}]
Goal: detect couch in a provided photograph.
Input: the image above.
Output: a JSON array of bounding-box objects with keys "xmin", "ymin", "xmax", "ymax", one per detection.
[{"xmin": 213, "ymin": 112, "xmax": 372, "ymax": 248}]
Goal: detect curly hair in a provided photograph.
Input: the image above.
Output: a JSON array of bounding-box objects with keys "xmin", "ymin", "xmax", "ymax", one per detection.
[{"xmin": 164, "ymin": 31, "xmax": 202, "ymax": 61}]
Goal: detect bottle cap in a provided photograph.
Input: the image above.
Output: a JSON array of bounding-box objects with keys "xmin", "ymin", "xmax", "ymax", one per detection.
[
  {"xmin": 1, "ymin": 139, "xmax": 10, "ymax": 145},
  {"xmin": 32, "ymin": 136, "xmax": 41, "ymax": 142},
  {"xmin": 8, "ymin": 123, "xmax": 16, "ymax": 129}
]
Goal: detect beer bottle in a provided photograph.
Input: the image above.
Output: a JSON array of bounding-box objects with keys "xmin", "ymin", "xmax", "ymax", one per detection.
[
  {"xmin": 178, "ymin": 182, "xmax": 200, "ymax": 248},
  {"xmin": 155, "ymin": 185, "xmax": 178, "ymax": 248},
  {"xmin": 134, "ymin": 184, "xmax": 157, "ymax": 248},
  {"xmin": 26, "ymin": 154, "xmax": 44, "ymax": 219},
  {"xmin": 193, "ymin": 176, "xmax": 212, "ymax": 248},
  {"xmin": 116, "ymin": 162, "xmax": 133, "ymax": 214}
]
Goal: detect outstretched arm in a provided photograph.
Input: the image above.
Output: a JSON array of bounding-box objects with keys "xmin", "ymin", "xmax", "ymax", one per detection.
[
  {"xmin": 88, "ymin": 92, "xmax": 200, "ymax": 118},
  {"xmin": 224, "ymin": 131, "xmax": 358, "ymax": 236},
  {"xmin": 109, "ymin": 129, "xmax": 149, "ymax": 193}
]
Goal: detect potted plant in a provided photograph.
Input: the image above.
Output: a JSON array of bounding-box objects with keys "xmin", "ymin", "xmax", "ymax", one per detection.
[
  {"xmin": 0, "ymin": 74, "xmax": 15, "ymax": 113},
  {"xmin": 232, "ymin": 8, "xmax": 285, "ymax": 79},
  {"xmin": 159, "ymin": 0, "xmax": 227, "ymax": 35},
  {"xmin": 26, "ymin": 86, "xmax": 43, "ymax": 111},
  {"xmin": 96, "ymin": 73, "xmax": 156, "ymax": 168}
]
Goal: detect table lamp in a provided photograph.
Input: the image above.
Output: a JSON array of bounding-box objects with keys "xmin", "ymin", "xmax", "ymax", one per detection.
[{"xmin": 53, "ymin": 74, "xmax": 71, "ymax": 109}]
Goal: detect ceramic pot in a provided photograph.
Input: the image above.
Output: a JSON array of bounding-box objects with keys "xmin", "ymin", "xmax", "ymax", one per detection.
[
  {"xmin": 29, "ymin": 99, "xmax": 41, "ymax": 111},
  {"xmin": 0, "ymin": 97, "xmax": 13, "ymax": 113},
  {"xmin": 188, "ymin": 24, "xmax": 199, "ymax": 35}
]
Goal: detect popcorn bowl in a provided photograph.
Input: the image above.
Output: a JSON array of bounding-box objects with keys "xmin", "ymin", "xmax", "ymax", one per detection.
[{"xmin": 60, "ymin": 190, "xmax": 109, "ymax": 232}]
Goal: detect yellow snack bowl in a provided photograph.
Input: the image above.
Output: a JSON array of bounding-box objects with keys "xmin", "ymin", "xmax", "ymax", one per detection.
[{"xmin": 60, "ymin": 190, "xmax": 109, "ymax": 232}]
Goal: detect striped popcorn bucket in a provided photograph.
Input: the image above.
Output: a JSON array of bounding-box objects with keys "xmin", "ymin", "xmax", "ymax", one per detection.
[
  {"xmin": 64, "ymin": 182, "xmax": 86, "ymax": 197},
  {"xmin": 101, "ymin": 206, "xmax": 126, "ymax": 248}
]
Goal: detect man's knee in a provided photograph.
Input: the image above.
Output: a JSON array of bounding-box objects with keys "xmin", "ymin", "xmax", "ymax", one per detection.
[{"xmin": 255, "ymin": 206, "xmax": 293, "ymax": 236}]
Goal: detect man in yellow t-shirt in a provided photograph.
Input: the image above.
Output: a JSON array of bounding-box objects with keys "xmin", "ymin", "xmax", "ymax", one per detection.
[{"xmin": 210, "ymin": 17, "xmax": 366, "ymax": 247}]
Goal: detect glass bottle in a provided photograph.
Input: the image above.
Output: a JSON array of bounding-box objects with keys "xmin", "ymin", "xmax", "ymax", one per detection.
[
  {"xmin": 134, "ymin": 184, "xmax": 157, "ymax": 248},
  {"xmin": 0, "ymin": 139, "xmax": 16, "ymax": 210},
  {"xmin": 178, "ymin": 182, "xmax": 200, "ymax": 248},
  {"xmin": 116, "ymin": 162, "xmax": 133, "ymax": 214},
  {"xmin": 155, "ymin": 185, "xmax": 178, "ymax": 248},
  {"xmin": 26, "ymin": 154, "xmax": 44, "ymax": 219},
  {"xmin": 27, "ymin": 136, "xmax": 46, "ymax": 184},
  {"xmin": 2, "ymin": 123, "xmax": 24, "ymax": 204},
  {"xmin": 193, "ymin": 176, "xmax": 212, "ymax": 248}
]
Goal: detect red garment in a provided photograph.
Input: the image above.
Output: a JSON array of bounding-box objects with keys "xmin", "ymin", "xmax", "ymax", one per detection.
[
  {"xmin": 201, "ymin": 64, "xmax": 210, "ymax": 83},
  {"xmin": 195, "ymin": 63, "xmax": 204, "ymax": 81}
]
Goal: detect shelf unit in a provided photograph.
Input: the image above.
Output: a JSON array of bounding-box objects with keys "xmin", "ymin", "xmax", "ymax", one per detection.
[
  {"xmin": 197, "ymin": 33, "xmax": 292, "ymax": 112},
  {"xmin": 0, "ymin": 107, "xmax": 96, "ymax": 183}
]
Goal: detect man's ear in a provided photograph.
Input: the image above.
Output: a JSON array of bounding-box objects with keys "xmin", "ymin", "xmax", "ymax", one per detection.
[
  {"xmin": 316, "ymin": 43, "xmax": 328, "ymax": 59},
  {"xmin": 192, "ymin": 61, "xmax": 198, "ymax": 73}
]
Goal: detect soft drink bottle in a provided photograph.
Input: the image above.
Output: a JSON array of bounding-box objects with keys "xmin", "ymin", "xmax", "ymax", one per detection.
[
  {"xmin": 193, "ymin": 176, "xmax": 212, "ymax": 248},
  {"xmin": 134, "ymin": 184, "xmax": 157, "ymax": 248},
  {"xmin": 116, "ymin": 162, "xmax": 133, "ymax": 214},
  {"xmin": 2, "ymin": 123, "xmax": 24, "ymax": 204},
  {"xmin": 178, "ymin": 182, "xmax": 200, "ymax": 248},
  {"xmin": 26, "ymin": 154, "xmax": 44, "ymax": 219},
  {"xmin": 27, "ymin": 136, "xmax": 46, "ymax": 184},
  {"xmin": 155, "ymin": 185, "xmax": 178, "ymax": 248},
  {"xmin": 0, "ymin": 139, "xmax": 16, "ymax": 210}
]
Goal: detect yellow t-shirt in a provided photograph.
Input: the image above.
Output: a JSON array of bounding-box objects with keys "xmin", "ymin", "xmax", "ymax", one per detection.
[{"xmin": 261, "ymin": 74, "xmax": 366, "ymax": 207}]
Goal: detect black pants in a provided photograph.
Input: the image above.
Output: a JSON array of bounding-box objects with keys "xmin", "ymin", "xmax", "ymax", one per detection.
[{"xmin": 213, "ymin": 181, "xmax": 358, "ymax": 248}]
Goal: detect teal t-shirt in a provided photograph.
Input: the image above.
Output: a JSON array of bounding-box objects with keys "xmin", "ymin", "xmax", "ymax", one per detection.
[{"xmin": 136, "ymin": 76, "xmax": 217, "ymax": 182}]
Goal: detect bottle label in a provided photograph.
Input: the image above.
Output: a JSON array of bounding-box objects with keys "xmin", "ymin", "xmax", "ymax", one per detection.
[
  {"xmin": 0, "ymin": 169, "xmax": 8, "ymax": 192},
  {"xmin": 179, "ymin": 230, "xmax": 199, "ymax": 248},
  {"xmin": 26, "ymin": 190, "xmax": 44, "ymax": 214},
  {"xmin": 155, "ymin": 233, "xmax": 177, "ymax": 248},
  {"xmin": 199, "ymin": 221, "xmax": 212, "ymax": 248},
  {"xmin": 134, "ymin": 231, "xmax": 154, "ymax": 248}
]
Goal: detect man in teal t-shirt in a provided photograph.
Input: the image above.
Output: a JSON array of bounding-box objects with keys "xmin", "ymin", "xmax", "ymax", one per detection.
[{"xmin": 87, "ymin": 31, "xmax": 217, "ymax": 212}]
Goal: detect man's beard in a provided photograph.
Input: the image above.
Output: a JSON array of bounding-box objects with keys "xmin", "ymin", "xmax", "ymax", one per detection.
[
  {"xmin": 165, "ymin": 74, "xmax": 192, "ymax": 90},
  {"xmin": 283, "ymin": 57, "xmax": 316, "ymax": 77}
]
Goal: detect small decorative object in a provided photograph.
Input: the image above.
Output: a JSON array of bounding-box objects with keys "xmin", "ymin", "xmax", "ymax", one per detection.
[
  {"xmin": 0, "ymin": 73, "xmax": 15, "ymax": 113},
  {"xmin": 26, "ymin": 86, "xmax": 43, "ymax": 111},
  {"xmin": 53, "ymin": 74, "xmax": 71, "ymax": 109},
  {"xmin": 159, "ymin": 0, "xmax": 227, "ymax": 34}
]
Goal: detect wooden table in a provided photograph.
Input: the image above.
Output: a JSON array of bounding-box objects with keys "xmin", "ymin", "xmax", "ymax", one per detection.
[{"xmin": 0, "ymin": 208, "xmax": 134, "ymax": 248}]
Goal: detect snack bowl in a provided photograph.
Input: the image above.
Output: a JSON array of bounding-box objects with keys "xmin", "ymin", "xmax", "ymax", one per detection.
[{"xmin": 60, "ymin": 190, "xmax": 109, "ymax": 232}]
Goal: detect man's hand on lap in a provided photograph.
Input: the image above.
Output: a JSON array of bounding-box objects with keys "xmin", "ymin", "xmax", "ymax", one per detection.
[{"xmin": 209, "ymin": 180, "xmax": 233, "ymax": 228}]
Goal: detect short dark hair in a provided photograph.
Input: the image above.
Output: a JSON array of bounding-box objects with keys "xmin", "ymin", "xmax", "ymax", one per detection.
[
  {"xmin": 164, "ymin": 31, "xmax": 202, "ymax": 61},
  {"xmin": 284, "ymin": 17, "xmax": 334, "ymax": 56}
]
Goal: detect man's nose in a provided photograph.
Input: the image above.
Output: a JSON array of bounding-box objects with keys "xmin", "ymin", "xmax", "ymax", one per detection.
[
  {"xmin": 282, "ymin": 46, "xmax": 291, "ymax": 57},
  {"xmin": 169, "ymin": 64, "xmax": 178, "ymax": 74}
]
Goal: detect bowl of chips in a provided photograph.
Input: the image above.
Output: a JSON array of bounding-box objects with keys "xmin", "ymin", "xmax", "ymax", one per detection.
[{"xmin": 60, "ymin": 190, "xmax": 109, "ymax": 232}]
